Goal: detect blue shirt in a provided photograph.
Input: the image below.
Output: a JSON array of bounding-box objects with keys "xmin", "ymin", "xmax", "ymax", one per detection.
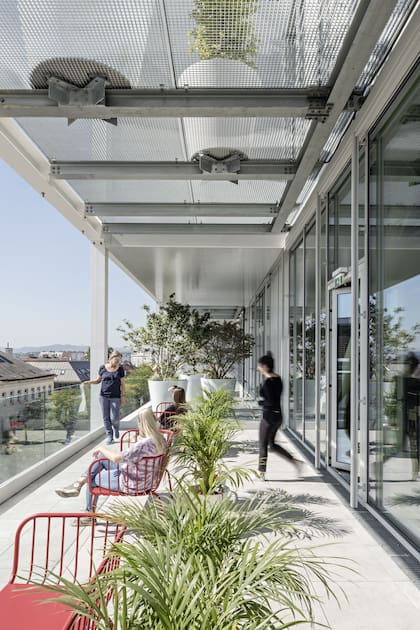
[{"xmin": 99, "ymin": 365, "xmax": 125, "ymax": 398}]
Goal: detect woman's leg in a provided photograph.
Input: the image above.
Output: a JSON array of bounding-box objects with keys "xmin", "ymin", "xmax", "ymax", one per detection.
[
  {"xmin": 258, "ymin": 418, "xmax": 271, "ymax": 472},
  {"xmin": 85, "ymin": 460, "xmax": 120, "ymax": 511},
  {"xmin": 109, "ymin": 398, "xmax": 121, "ymax": 438},
  {"xmin": 100, "ymin": 396, "xmax": 114, "ymax": 443}
]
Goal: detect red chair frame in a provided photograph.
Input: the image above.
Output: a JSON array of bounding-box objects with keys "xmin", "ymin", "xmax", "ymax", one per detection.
[
  {"xmin": 87, "ymin": 450, "xmax": 169, "ymax": 511},
  {"xmin": 119, "ymin": 428, "xmax": 175, "ymax": 492},
  {"xmin": 155, "ymin": 401, "xmax": 179, "ymax": 430},
  {"xmin": 0, "ymin": 512, "xmax": 125, "ymax": 630}
]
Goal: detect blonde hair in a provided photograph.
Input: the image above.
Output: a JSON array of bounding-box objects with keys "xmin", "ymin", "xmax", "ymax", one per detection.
[
  {"xmin": 137, "ymin": 408, "xmax": 166, "ymax": 454},
  {"xmin": 109, "ymin": 350, "xmax": 122, "ymax": 361}
]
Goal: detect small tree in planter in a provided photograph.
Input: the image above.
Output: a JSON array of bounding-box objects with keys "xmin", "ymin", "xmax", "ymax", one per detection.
[
  {"xmin": 199, "ymin": 321, "xmax": 254, "ymax": 392},
  {"xmin": 190, "ymin": 0, "xmax": 258, "ymax": 66},
  {"xmin": 118, "ymin": 294, "xmax": 211, "ymax": 408}
]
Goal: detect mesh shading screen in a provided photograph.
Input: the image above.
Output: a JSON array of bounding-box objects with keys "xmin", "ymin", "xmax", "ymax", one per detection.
[
  {"xmin": 0, "ymin": 0, "xmax": 360, "ymax": 89},
  {"xmin": 17, "ymin": 118, "xmax": 186, "ymax": 161},
  {"xmin": 168, "ymin": 0, "xmax": 359, "ymax": 88},
  {"xmin": 191, "ymin": 180, "xmax": 288, "ymax": 204},
  {"xmin": 0, "ymin": 0, "xmax": 173, "ymax": 88},
  {"xmin": 71, "ymin": 180, "xmax": 193, "ymax": 203},
  {"xmin": 182, "ymin": 117, "xmax": 311, "ymax": 160},
  {"xmin": 319, "ymin": 111, "xmax": 354, "ymax": 163}
]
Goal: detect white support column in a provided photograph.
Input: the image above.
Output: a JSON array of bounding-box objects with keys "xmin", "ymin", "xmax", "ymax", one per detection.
[
  {"xmin": 350, "ymin": 135, "xmax": 359, "ymax": 508},
  {"xmin": 90, "ymin": 245, "xmax": 108, "ymax": 429},
  {"xmin": 314, "ymin": 195, "xmax": 321, "ymax": 469}
]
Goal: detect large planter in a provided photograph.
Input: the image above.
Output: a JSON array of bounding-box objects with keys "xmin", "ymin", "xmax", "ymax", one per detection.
[
  {"xmin": 180, "ymin": 374, "xmax": 204, "ymax": 403},
  {"xmin": 200, "ymin": 377, "xmax": 236, "ymax": 396},
  {"xmin": 148, "ymin": 379, "xmax": 187, "ymax": 412},
  {"xmin": 178, "ymin": 59, "xmax": 261, "ymax": 159}
]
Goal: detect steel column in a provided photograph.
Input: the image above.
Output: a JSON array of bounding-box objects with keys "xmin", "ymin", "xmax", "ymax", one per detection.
[
  {"xmin": 350, "ymin": 135, "xmax": 359, "ymax": 509},
  {"xmin": 90, "ymin": 245, "xmax": 108, "ymax": 430}
]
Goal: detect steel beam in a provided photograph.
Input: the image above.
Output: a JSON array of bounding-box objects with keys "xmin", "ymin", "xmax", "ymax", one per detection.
[
  {"xmin": 0, "ymin": 88, "xmax": 331, "ymax": 119},
  {"xmin": 110, "ymin": 233, "xmax": 285, "ymax": 248},
  {"xmin": 103, "ymin": 223, "xmax": 272, "ymax": 235},
  {"xmin": 50, "ymin": 160, "xmax": 297, "ymax": 181},
  {"xmin": 272, "ymin": 0, "xmax": 397, "ymax": 232},
  {"xmin": 86, "ymin": 202, "xmax": 278, "ymax": 217}
]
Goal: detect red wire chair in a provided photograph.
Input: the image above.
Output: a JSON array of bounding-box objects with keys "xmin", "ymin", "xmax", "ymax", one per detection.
[
  {"xmin": 155, "ymin": 401, "xmax": 179, "ymax": 430},
  {"xmin": 0, "ymin": 512, "xmax": 125, "ymax": 630},
  {"xmin": 87, "ymin": 450, "xmax": 169, "ymax": 511},
  {"xmin": 119, "ymin": 428, "xmax": 175, "ymax": 492}
]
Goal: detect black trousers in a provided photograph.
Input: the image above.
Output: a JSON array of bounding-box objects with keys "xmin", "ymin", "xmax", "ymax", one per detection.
[{"xmin": 258, "ymin": 410, "xmax": 295, "ymax": 472}]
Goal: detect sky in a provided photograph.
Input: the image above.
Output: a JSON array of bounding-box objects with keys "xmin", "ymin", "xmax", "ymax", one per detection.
[{"xmin": 0, "ymin": 160, "xmax": 155, "ymax": 350}]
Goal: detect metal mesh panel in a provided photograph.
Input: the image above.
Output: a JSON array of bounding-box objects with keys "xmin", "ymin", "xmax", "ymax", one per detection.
[
  {"xmin": 356, "ymin": 0, "xmax": 418, "ymax": 90},
  {"xmin": 296, "ymin": 163, "xmax": 324, "ymax": 206},
  {"xmin": 182, "ymin": 117, "xmax": 311, "ymax": 160},
  {"xmin": 0, "ymin": 0, "xmax": 173, "ymax": 89},
  {"xmin": 71, "ymin": 180, "xmax": 193, "ymax": 203},
  {"xmin": 191, "ymin": 180, "xmax": 287, "ymax": 203},
  {"xmin": 168, "ymin": 0, "xmax": 359, "ymax": 88},
  {"xmin": 17, "ymin": 118, "xmax": 185, "ymax": 161}
]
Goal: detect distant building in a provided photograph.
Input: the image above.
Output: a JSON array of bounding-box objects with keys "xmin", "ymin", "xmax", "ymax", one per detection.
[
  {"xmin": 0, "ymin": 347, "xmax": 55, "ymax": 445},
  {"xmin": 131, "ymin": 350, "xmax": 154, "ymax": 368},
  {"xmin": 24, "ymin": 358, "xmax": 90, "ymax": 387}
]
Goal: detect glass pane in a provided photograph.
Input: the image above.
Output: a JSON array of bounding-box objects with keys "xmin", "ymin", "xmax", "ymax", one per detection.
[
  {"xmin": 368, "ymin": 75, "xmax": 420, "ymax": 548},
  {"xmin": 328, "ymin": 170, "xmax": 351, "ymax": 278},
  {"xmin": 336, "ymin": 291, "xmax": 352, "ymax": 466},
  {"xmin": 289, "ymin": 241, "xmax": 304, "ymax": 435},
  {"xmin": 304, "ymin": 223, "xmax": 316, "ymax": 446}
]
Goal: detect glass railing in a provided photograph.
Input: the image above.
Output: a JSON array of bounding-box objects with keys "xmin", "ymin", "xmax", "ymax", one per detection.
[{"xmin": 0, "ymin": 383, "xmax": 148, "ymax": 485}]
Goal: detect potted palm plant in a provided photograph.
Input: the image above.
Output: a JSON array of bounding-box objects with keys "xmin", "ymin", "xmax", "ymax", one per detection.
[
  {"xmin": 39, "ymin": 484, "xmax": 345, "ymax": 628},
  {"xmin": 174, "ymin": 389, "xmax": 249, "ymax": 493},
  {"xmin": 200, "ymin": 320, "xmax": 254, "ymax": 394}
]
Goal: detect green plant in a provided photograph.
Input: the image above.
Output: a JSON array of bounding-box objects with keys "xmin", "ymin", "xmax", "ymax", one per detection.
[
  {"xmin": 41, "ymin": 487, "xmax": 346, "ymax": 629},
  {"xmin": 46, "ymin": 388, "xmax": 80, "ymax": 431},
  {"xmin": 190, "ymin": 0, "xmax": 258, "ymax": 67},
  {"xmin": 175, "ymin": 390, "xmax": 249, "ymax": 493},
  {"xmin": 199, "ymin": 320, "xmax": 254, "ymax": 379},
  {"xmin": 121, "ymin": 363, "xmax": 154, "ymax": 414},
  {"xmin": 118, "ymin": 294, "xmax": 210, "ymax": 380}
]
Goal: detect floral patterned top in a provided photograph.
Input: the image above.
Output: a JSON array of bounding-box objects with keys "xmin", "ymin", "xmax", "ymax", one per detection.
[{"xmin": 120, "ymin": 437, "xmax": 164, "ymax": 493}]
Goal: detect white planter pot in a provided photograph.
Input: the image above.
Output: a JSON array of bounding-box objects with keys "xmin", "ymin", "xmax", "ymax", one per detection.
[
  {"xmin": 180, "ymin": 374, "xmax": 204, "ymax": 402},
  {"xmin": 200, "ymin": 377, "xmax": 236, "ymax": 396},
  {"xmin": 148, "ymin": 379, "xmax": 187, "ymax": 412},
  {"xmin": 178, "ymin": 59, "xmax": 261, "ymax": 159}
]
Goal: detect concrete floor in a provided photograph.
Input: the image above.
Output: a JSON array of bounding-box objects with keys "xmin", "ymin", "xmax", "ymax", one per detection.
[{"xmin": 1, "ymin": 418, "xmax": 420, "ymax": 629}]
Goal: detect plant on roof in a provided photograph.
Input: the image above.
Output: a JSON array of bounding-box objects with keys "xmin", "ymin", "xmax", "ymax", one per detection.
[
  {"xmin": 118, "ymin": 294, "xmax": 211, "ymax": 380},
  {"xmin": 189, "ymin": 0, "xmax": 258, "ymax": 67}
]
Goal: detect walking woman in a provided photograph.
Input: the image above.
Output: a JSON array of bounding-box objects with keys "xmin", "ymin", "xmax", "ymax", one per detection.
[
  {"xmin": 83, "ymin": 351, "xmax": 126, "ymax": 444},
  {"xmin": 258, "ymin": 352, "xmax": 303, "ymax": 481}
]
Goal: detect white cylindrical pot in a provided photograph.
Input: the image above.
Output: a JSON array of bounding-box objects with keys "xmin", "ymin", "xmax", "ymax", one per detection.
[
  {"xmin": 200, "ymin": 377, "xmax": 236, "ymax": 396},
  {"xmin": 180, "ymin": 374, "xmax": 204, "ymax": 402},
  {"xmin": 148, "ymin": 379, "xmax": 187, "ymax": 412},
  {"xmin": 178, "ymin": 59, "xmax": 261, "ymax": 159}
]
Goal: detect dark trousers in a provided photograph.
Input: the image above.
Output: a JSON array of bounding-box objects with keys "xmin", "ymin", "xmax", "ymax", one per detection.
[{"xmin": 258, "ymin": 411, "xmax": 295, "ymax": 472}]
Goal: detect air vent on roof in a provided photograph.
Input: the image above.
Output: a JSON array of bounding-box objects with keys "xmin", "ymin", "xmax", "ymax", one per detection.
[{"xmin": 30, "ymin": 58, "xmax": 131, "ymax": 89}]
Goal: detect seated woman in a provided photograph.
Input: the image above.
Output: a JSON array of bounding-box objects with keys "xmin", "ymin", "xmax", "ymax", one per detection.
[
  {"xmin": 160, "ymin": 386, "xmax": 187, "ymax": 429},
  {"xmin": 55, "ymin": 408, "xmax": 166, "ymax": 514}
]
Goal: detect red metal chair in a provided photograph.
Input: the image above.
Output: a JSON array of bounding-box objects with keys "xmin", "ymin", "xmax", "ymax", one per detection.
[
  {"xmin": 119, "ymin": 428, "xmax": 175, "ymax": 492},
  {"xmin": 0, "ymin": 512, "xmax": 125, "ymax": 630},
  {"xmin": 155, "ymin": 401, "xmax": 179, "ymax": 430},
  {"xmin": 88, "ymin": 450, "xmax": 169, "ymax": 511}
]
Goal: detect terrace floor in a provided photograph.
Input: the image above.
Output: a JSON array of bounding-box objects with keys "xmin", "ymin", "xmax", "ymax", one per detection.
[{"xmin": 1, "ymin": 414, "xmax": 419, "ymax": 629}]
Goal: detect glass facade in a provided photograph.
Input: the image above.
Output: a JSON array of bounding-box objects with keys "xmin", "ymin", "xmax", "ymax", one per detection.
[
  {"xmin": 275, "ymin": 65, "xmax": 420, "ymax": 551},
  {"xmin": 368, "ymin": 73, "xmax": 420, "ymax": 547}
]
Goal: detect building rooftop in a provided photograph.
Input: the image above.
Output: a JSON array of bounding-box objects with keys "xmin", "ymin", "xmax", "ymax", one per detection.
[{"xmin": 0, "ymin": 351, "xmax": 54, "ymax": 382}]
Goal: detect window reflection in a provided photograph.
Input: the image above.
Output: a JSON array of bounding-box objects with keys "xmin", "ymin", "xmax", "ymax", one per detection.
[{"xmin": 369, "ymin": 76, "xmax": 420, "ymax": 547}]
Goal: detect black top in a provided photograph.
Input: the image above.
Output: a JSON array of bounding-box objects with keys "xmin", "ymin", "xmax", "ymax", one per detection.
[
  {"xmin": 99, "ymin": 365, "xmax": 125, "ymax": 398},
  {"xmin": 259, "ymin": 375, "xmax": 283, "ymax": 411}
]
